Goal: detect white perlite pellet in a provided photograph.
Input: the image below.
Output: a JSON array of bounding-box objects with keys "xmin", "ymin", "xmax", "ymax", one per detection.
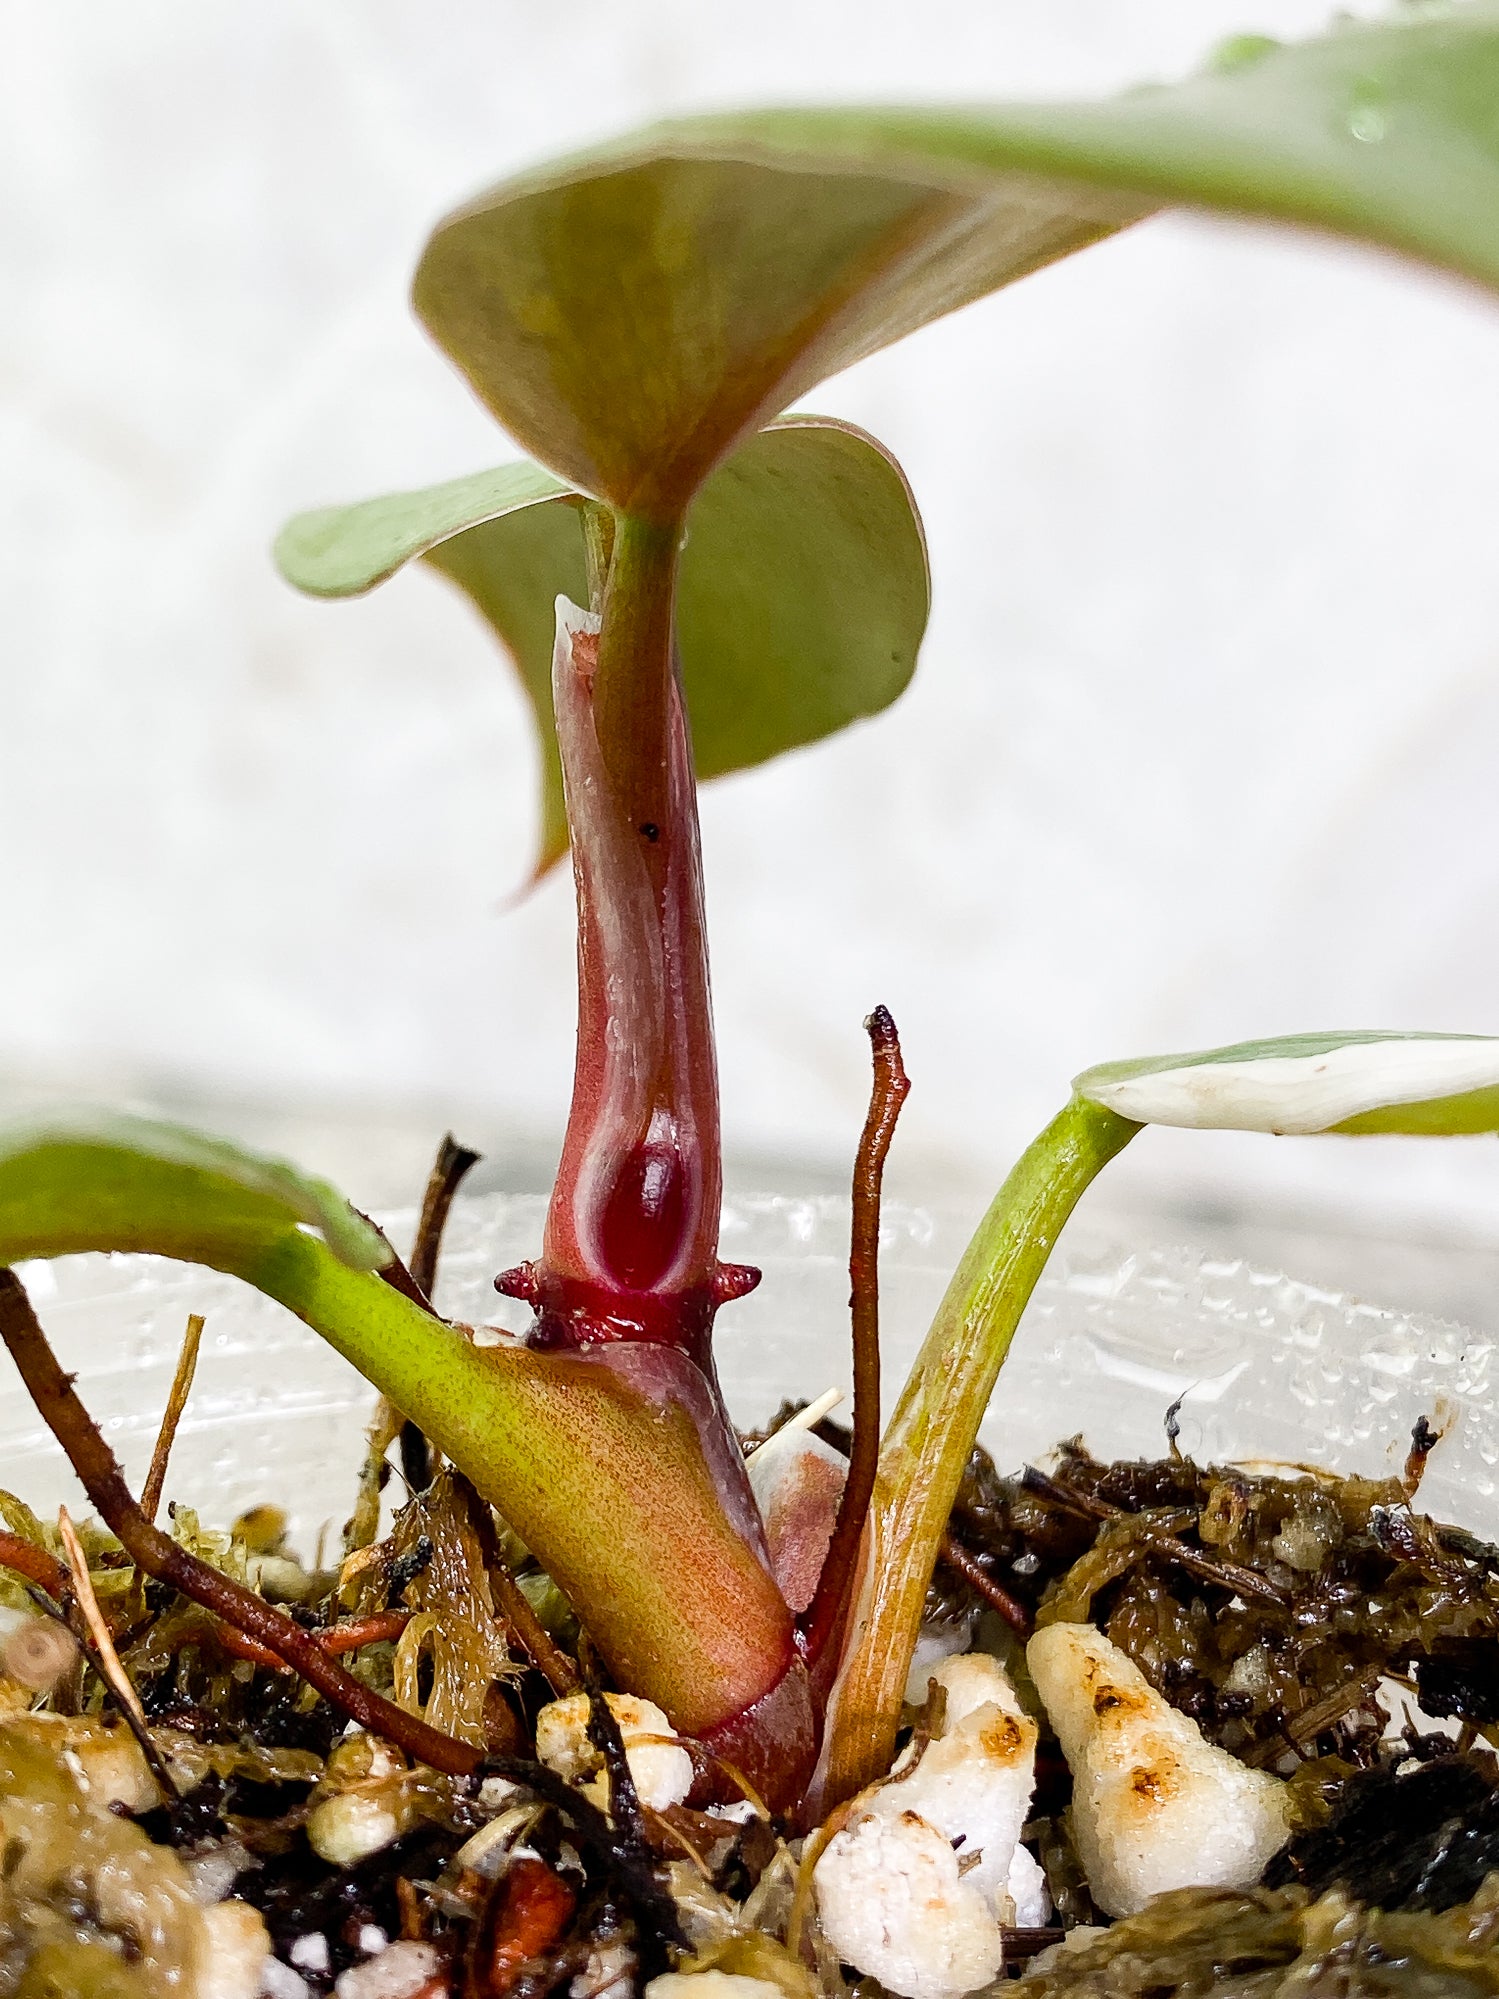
[
  {"xmin": 289, "ymin": 1934, "xmax": 331, "ymax": 1973},
  {"xmin": 1027, "ymin": 1622, "xmax": 1291, "ymax": 1918},
  {"xmin": 903, "ymin": 1619, "xmax": 976, "ymax": 1707},
  {"xmin": 574, "ymin": 1938, "xmax": 637, "ymax": 1999},
  {"xmin": 198, "ymin": 1899, "xmax": 271, "ymax": 1999},
  {"xmin": 259, "ymin": 1959, "xmax": 311, "ymax": 1999},
  {"xmin": 332, "ymin": 1939, "xmax": 442, "ymax": 1998},
  {"xmin": 1007, "ymin": 1840, "xmax": 1051, "ymax": 1929},
  {"xmin": 814, "ymin": 1651, "xmax": 1042, "ymax": 1999},
  {"xmin": 536, "ymin": 1691, "xmax": 693, "ymax": 1811},
  {"xmin": 645, "ymin": 1975, "xmax": 784, "ymax": 1999},
  {"xmin": 306, "ymin": 1792, "xmax": 403, "ymax": 1868}
]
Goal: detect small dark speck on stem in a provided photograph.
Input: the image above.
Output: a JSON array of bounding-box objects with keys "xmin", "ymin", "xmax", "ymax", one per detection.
[{"xmin": 639, "ymin": 822, "xmax": 659, "ymax": 842}]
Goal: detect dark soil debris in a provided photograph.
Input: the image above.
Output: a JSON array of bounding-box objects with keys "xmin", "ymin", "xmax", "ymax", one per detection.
[{"xmin": 930, "ymin": 1434, "xmax": 1499, "ymax": 1775}]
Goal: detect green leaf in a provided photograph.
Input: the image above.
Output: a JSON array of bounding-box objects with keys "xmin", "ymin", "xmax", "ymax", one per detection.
[
  {"xmin": 276, "ymin": 416, "xmax": 929, "ymax": 871},
  {"xmin": 274, "ymin": 460, "xmax": 573, "ymax": 597},
  {"xmin": 1073, "ymin": 1030, "xmax": 1499, "ymax": 1136},
  {"xmin": 412, "ymin": 6, "xmax": 1499, "ymax": 513},
  {"xmin": 0, "ymin": 1111, "xmax": 389, "ymax": 1271}
]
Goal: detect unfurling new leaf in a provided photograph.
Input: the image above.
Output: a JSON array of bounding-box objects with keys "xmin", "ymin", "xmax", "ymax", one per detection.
[{"xmin": 1074, "ymin": 1030, "xmax": 1499, "ymax": 1135}]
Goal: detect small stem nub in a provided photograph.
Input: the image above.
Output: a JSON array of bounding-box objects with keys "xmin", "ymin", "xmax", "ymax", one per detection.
[{"xmin": 140, "ymin": 1312, "xmax": 204, "ymax": 1525}]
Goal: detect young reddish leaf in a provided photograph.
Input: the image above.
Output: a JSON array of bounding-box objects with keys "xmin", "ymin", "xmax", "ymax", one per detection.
[{"xmin": 414, "ymin": 9, "xmax": 1499, "ymax": 514}]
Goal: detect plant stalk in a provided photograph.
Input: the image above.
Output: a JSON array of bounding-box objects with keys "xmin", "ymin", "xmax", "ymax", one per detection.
[
  {"xmin": 817, "ymin": 1094, "xmax": 1138, "ymax": 1807},
  {"xmin": 591, "ymin": 512, "xmax": 682, "ymax": 830},
  {"xmin": 502, "ymin": 510, "xmax": 757, "ymax": 1353}
]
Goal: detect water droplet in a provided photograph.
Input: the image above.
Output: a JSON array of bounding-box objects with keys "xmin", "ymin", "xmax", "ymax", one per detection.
[
  {"xmin": 1347, "ymin": 80, "xmax": 1388, "ymax": 144},
  {"xmin": 1210, "ymin": 33, "xmax": 1281, "ymax": 74}
]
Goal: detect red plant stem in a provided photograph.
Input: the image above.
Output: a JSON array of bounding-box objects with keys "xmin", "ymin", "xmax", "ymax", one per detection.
[
  {"xmin": 937, "ymin": 1532, "xmax": 1033, "ymax": 1637},
  {"xmin": 504, "ymin": 513, "xmax": 758, "ymax": 1354},
  {"xmin": 0, "ymin": 1529, "xmax": 69, "ymax": 1599},
  {"xmin": 1, "ymin": 1532, "xmax": 414, "ymax": 1664},
  {"xmin": 800, "ymin": 1007, "xmax": 910, "ymax": 1664},
  {"xmin": 0, "ymin": 1266, "xmax": 480, "ymax": 1777}
]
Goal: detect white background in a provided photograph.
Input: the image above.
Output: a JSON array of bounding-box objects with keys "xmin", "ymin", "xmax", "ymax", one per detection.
[{"xmin": 6, "ymin": 2, "xmax": 1499, "ymax": 1314}]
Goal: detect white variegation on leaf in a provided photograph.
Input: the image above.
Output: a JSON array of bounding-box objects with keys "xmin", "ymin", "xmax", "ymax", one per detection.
[{"xmin": 1073, "ymin": 1031, "xmax": 1499, "ymax": 1136}]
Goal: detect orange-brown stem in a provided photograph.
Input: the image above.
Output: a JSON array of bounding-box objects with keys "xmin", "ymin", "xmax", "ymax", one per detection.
[
  {"xmin": 937, "ymin": 1532, "xmax": 1033, "ymax": 1636},
  {"xmin": 0, "ymin": 1529, "xmax": 69, "ymax": 1600},
  {"xmin": 454, "ymin": 1472, "xmax": 581, "ymax": 1697},
  {"xmin": 212, "ymin": 1609, "xmax": 415, "ymax": 1670},
  {"xmin": 801, "ymin": 1007, "xmax": 910, "ymax": 1669}
]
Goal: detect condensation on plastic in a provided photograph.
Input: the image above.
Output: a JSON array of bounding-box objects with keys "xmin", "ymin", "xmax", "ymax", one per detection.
[{"xmin": 1, "ymin": 1194, "xmax": 1494, "ymax": 1550}]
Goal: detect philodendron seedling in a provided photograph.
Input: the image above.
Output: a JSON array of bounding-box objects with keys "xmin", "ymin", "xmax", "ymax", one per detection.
[{"xmin": 6, "ymin": 7, "xmax": 1499, "ymax": 1827}]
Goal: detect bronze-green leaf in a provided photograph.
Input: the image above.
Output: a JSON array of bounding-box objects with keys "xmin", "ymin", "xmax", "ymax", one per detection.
[
  {"xmin": 276, "ymin": 416, "xmax": 929, "ymax": 871},
  {"xmin": 413, "ymin": 6, "xmax": 1499, "ymax": 513}
]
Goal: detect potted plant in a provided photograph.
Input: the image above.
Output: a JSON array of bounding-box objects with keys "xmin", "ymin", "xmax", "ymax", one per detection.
[{"xmin": 6, "ymin": 11, "xmax": 1499, "ymax": 1997}]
